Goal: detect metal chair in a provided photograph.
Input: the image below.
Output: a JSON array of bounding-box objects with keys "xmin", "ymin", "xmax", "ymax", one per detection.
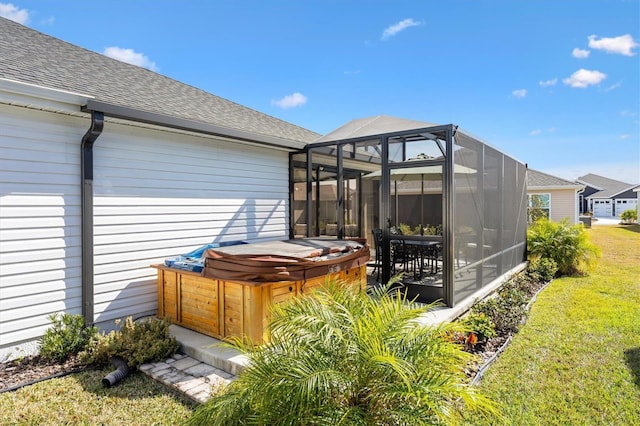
[
  {"xmin": 389, "ymin": 227, "xmax": 415, "ymax": 277},
  {"xmin": 371, "ymin": 228, "xmax": 383, "ymax": 281}
]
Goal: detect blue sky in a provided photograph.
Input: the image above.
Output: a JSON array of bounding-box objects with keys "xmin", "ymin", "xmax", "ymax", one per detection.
[{"xmin": 2, "ymin": 0, "xmax": 639, "ymax": 183}]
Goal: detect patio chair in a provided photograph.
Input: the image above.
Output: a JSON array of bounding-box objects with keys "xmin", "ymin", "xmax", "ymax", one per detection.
[
  {"xmin": 371, "ymin": 228, "xmax": 383, "ymax": 281},
  {"xmin": 427, "ymin": 243, "xmax": 442, "ymax": 274},
  {"xmin": 389, "ymin": 227, "xmax": 415, "ymax": 277}
]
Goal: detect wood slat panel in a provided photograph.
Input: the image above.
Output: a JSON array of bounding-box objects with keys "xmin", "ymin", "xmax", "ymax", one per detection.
[{"xmin": 154, "ymin": 265, "xmax": 364, "ymax": 343}]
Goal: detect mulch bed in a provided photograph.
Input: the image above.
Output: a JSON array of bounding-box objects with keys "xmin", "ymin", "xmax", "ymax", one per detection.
[
  {"xmin": 0, "ymin": 354, "xmax": 88, "ymax": 392},
  {"xmin": 0, "ymin": 333, "xmax": 518, "ymax": 393},
  {"xmin": 1, "ymin": 279, "xmax": 549, "ymax": 393},
  {"xmin": 462, "ymin": 278, "xmax": 550, "ymax": 383}
]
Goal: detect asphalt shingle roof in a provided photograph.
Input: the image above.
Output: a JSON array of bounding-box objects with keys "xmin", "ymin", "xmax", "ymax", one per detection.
[
  {"xmin": 577, "ymin": 173, "xmax": 636, "ymax": 198},
  {"xmin": 527, "ymin": 169, "xmax": 581, "ymax": 188},
  {"xmin": 0, "ymin": 17, "xmax": 320, "ymax": 146}
]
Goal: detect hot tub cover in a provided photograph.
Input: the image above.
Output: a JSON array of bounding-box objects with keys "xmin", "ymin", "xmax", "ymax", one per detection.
[
  {"xmin": 203, "ymin": 239, "xmax": 370, "ymax": 282},
  {"xmin": 164, "ymin": 241, "xmax": 247, "ymax": 272}
]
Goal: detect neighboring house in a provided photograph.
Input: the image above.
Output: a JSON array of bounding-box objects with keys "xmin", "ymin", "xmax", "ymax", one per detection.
[
  {"xmin": 576, "ymin": 174, "xmax": 639, "ymax": 217},
  {"xmin": 0, "ymin": 18, "xmax": 319, "ymax": 359},
  {"xmin": 526, "ymin": 169, "xmax": 584, "ymax": 224}
]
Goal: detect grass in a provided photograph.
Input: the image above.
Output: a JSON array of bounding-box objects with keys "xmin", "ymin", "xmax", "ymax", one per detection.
[
  {"xmin": 469, "ymin": 224, "xmax": 640, "ymax": 425},
  {"xmin": 0, "ymin": 367, "xmax": 196, "ymax": 425},
  {"xmin": 2, "ymin": 224, "xmax": 638, "ymax": 425}
]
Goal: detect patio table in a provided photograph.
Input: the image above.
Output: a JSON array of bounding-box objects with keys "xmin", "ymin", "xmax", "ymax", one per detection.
[{"xmin": 391, "ymin": 235, "xmax": 442, "ymax": 280}]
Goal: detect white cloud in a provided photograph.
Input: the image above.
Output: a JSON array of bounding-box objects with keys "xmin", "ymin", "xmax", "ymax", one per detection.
[
  {"xmin": 529, "ymin": 129, "xmax": 542, "ymax": 136},
  {"xmin": 562, "ymin": 69, "xmax": 606, "ymax": 88},
  {"xmin": 271, "ymin": 92, "xmax": 308, "ymax": 109},
  {"xmin": 620, "ymin": 134, "xmax": 631, "ymax": 140},
  {"xmin": 512, "ymin": 89, "xmax": 527, "ymax": 98},
  {"xmin": 588, "ymin": 34, "xmax": 638, "ymax": 56},
  {"xmin": 548, "ymin": 127, "xmax": 556, "ymax": 133},
  {"xmin": 539, "ymin": 78, "xmax": 558, "ymax": 87},
  {"xmin": 0, "ymin": 2, "xmax": 29, "ymax": 24},
  {"xmin": 381, "ymin": 18, "xmax": 421, "ymax": 41},
  {"xmin": 572, "ymin": 48, "xmax": 590, "ymax": 58},
  {"xmin": 621, "ymin": 110, "xmax": 638, "ymax": 117},
  {"xmin": 103, "ymin": 46, "xmax": 158, "ymax": 71}
]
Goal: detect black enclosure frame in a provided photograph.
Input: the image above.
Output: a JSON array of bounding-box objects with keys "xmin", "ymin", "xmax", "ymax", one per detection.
[{"xmin": 289, "ymin": 123, "xmax": 528, "ymax": 307}]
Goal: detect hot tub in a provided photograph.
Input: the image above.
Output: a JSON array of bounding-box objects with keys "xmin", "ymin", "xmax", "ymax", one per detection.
[{"xmin": 153, "ymin": 239, "xmax": 370, "ymax": 343}]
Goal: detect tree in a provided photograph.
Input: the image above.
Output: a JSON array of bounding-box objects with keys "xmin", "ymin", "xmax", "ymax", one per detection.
[{"xmin": 188, "ymin": 281, "xmax": 498, "ymax": 425}]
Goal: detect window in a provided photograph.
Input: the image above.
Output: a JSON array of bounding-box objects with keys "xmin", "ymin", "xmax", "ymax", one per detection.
[{"xmin": 528, "ymin": 193, "xmax": 550, "ymax": 222}]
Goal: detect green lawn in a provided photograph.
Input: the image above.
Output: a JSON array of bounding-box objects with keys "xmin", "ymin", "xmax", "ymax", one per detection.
[
  {"xmin": 0, "ymin": 368, "xmax": 196, "ymax": 425},
  {"xmin": 2, "ymin": 225, "xmax": 638, "ymax": 425},
  {"xmin": 470, "ymin": 224, "xmax": 640, "ymax": 425}
]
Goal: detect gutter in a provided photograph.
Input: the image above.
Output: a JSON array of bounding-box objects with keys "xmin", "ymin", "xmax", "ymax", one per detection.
[
  {"xmin": 81, "ymin": 111, "xmax": 104, "ymax": 325},
  {"xmin": 82, "ymin": 99, "xmax": 308, "ymax": 151}
]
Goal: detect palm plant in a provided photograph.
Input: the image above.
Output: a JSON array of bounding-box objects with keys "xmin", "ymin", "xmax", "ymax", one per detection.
[
  {"xmin": 527, "ymin": 218, "xmax": 600, "ymax": 276},
  {"xmin": 188, "ymin": 281, "xmax": 498, "ymax": 425}
]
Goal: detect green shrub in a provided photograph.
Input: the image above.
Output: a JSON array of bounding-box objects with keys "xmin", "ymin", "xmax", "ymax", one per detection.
[
  {"xmin": 527, "ymin": 218, "xmax": 600, "ymax": 276},
  {"xmin": 460, "ymin": 312, "xmax": 496, "ymax": 343},
  {"xmin": 188, "ymin": 281, "xmax": 498, "ymax": 425},
  {"xmin": 423, "ymin": 224, "xmax": 443, "ymax": 236},
  {"xmin": 504, "ymin": 273, "xmax": 539, "ymax": 298},
  {"xmin": 80, "ymin": 317, "xmax": 178, "ymax": 368},
  {"xmin": 526, "ymin": 257, "xmax": 558, "ymax": 283},
  {"xmin": 620, "ymin": 209, "xmax": 637, "ymax": 224},
  {"xmin": 473, "ymin": 285, "xmax": 528, "ymax": 334},
  {"xmin": 39, "ymin": 313, "xmax": 98, "ymax": 362},
  {"xmin": 397, "ymin": 222, "xmax": 414, "ymax": 235}
]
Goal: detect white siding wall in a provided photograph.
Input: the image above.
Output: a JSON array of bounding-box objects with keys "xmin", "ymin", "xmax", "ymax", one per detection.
[
  {"xmin": 1, "ymin": 104, "xmax": 291, "ymax": 356},
  {"xmin": 529, "ymin": 189, "xmax": 578, "ymax": 223},
  {"xmin": 0, "ymin": 105, "xmax": 85, "ymax": 356},
  {"xmin": 92, "ymin": 122, "xmax": 289, "ymax": 326}
]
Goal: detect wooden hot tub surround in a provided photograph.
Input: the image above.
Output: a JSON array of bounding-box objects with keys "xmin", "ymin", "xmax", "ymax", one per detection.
[{"xmin": 154, "ymin": 239, "xmax": 370, "ymax": 344}]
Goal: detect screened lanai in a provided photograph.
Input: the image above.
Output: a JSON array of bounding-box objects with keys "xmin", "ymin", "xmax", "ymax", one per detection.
[{"xmin": 289, "ymin": 116, "xmax": 528, "ymax": 307}]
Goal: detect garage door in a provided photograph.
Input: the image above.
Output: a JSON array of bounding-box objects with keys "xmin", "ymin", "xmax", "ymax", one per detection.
[
  {"xmin": 593, "ymin": 200, "xmax": 612, "ymax": 217},
  {"xmin": 616, "ymin": 199, "xmax": 638, "ymax": 217}
]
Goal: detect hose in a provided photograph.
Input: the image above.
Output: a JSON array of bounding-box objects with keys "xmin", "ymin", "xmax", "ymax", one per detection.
[{"xmin": 101, "ymin": 356, "xmax": 130, "ymax": 388}]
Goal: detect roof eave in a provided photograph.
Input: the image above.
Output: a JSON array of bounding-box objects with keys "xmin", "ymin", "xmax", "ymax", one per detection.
[
  {"xmin": 0, "ymin": 77, "xmax": 93, "ymax": 109},
  {"xmin": 528, "ymin": 184, "xmax": 584, "ymax": 191},
  {"xmin": 83, "ymin": 99, "xmax": 307, "ymax": 151},
  {"xmin": 608, "ymin": 185, "xmax": 640, "ymax": 198}
]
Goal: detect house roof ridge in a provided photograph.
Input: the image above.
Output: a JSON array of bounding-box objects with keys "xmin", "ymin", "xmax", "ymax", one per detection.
[{"xmin": 576, "ymin": 173, "xmax": 633, "ymax": 187}]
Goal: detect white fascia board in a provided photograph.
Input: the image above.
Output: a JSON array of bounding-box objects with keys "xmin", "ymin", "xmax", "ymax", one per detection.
[
  {"xmin": 0, "ymin": 78, "xmax": 93, "ymax": 113},
  {"xmin": 528, "ymin": 184, "xmax": 584, "ymax": 191},
  {"xmin": 608, "ymin": 185, "xmax": 640, "ymax": 198}
]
